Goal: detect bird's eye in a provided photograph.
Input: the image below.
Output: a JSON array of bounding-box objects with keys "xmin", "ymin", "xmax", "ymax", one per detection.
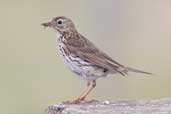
[{"xmin": 57, "ymin": 20, "xmax": 62, "ymax": 25}]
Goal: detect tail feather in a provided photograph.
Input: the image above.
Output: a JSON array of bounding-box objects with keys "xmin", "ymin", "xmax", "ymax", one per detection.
[{"xmin": 127, "ymin": 67, "xmax": 153, "ymax": 75}]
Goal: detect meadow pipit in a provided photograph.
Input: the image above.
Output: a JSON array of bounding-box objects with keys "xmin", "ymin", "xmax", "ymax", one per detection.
[{"xmin": 42, "ymin": 16, "xmax": 152, "ymax": 104}]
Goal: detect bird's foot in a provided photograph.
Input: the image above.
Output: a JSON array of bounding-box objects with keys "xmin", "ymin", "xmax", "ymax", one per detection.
[
  {"xmin": 63, "ymin": 99, "xmax": 81, "ymax": 104},
  {"xmin": 63, "ymin": 98, "xmax": 96, "ymax": 104},
  {"xmin": 63, "ymin": 98, "xmax": 85, "ymax": 104}
]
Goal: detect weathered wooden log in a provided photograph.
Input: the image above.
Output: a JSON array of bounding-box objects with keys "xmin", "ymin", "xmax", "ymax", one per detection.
[{"xmin": 45, "ymin": 98, "xmax": 171, "ymax": 114}]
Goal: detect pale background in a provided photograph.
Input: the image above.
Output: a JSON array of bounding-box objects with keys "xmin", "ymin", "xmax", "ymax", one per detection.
[{"xmin": 0, "ymin": 0, "xmax": 171, "ymax": 114}]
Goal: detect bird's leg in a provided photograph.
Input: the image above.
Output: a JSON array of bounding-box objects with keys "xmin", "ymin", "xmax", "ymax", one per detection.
[
  {"xmin": 66, "ymin": 81, "xmax": 96, "ymax": 104},
  {"xmin": 74, "ymin": 81, "xmax": 91, "ymax": 100},
  {"xmin": 79, "ymin": 80, "xmax": 96, "ymax": 101},
  {"xmin": 65, "ymin": 81, "xmax": 91, "ymax": 104}
]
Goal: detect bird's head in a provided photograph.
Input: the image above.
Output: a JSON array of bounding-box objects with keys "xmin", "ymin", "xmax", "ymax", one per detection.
[{"xmin": 42, "ymin": 16, "xmax": 76, "ymax": 34}]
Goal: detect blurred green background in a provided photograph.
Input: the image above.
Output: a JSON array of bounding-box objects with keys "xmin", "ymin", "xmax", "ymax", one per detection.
[{"xmin": 0, "ymin": 0, "xmax": 171, "ymax": 114}]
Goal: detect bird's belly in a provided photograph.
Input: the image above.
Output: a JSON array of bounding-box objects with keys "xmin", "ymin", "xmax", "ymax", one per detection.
[
  {"xmin": 64, "ymin": 55, "xmax": 108, "ymax": 81},
  {"xmin": 58, "ymin": 43, "xmax": 107, "ymax": 81}
]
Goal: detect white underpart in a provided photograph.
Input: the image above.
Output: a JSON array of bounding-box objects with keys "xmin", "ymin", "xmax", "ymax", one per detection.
[{"xmin": 56, "ymin": 33, "xmax": 108, "ymax": 81}]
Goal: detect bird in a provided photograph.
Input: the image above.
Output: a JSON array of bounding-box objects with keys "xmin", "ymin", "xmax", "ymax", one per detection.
[{"xmin": 42, "ymin": 16, "xmax": 152, "ymax": 104}]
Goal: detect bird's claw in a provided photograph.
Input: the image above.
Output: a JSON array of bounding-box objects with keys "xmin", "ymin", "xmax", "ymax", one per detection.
[{"xmin": 63, "ymin": 99, "xmax": 96, "ymax": 104}]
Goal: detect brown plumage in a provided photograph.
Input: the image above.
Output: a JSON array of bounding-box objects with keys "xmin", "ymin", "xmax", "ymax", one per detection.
[{"xmin": 42, "ymin": 16, "xmax": 152, "ymax": 104}]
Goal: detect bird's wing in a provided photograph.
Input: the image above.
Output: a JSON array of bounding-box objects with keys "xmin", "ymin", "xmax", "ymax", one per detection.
[{"xmin": 65, "ymin": 35, "xmax": 127, "ymax": 76}]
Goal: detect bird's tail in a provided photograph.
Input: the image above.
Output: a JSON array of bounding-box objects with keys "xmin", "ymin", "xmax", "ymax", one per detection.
[{"xmin": 126, "ymin": 67, "xmax": 153, "ymax": 75}]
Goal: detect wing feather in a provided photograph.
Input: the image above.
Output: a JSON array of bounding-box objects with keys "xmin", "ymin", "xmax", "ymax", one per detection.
[{"xmin": 65, "ymin": 35, "xmax": 127, "ymax": 75}]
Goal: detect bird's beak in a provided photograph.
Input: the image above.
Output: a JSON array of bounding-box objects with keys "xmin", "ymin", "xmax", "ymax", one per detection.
[{"xmin": 41, "ymin": 22, "xmax": 52, "ymax": 28}]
